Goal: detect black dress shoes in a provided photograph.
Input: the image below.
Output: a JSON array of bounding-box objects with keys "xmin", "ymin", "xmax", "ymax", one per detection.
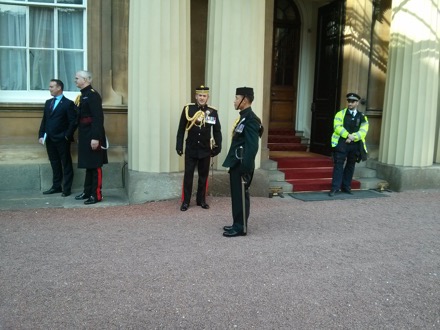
[
  {"xmin": 341, "ymin": 188, "xmax": 353, "ymax": 195},
  {"xmin": 223, "ymin": 226, "xmax": 233, "ymax": 231},
  {"xmin": 180, "ymin": 203, "xmax": 189, "ymax": 211},
  {"xmin": 223, "ymin": 230, "xmax": 246, "ymax": 237},
  {"xmin": 197, "ymin": 202, "xmax": 210, "ymax": 209},
  {"xmin": 75, "ymin": 192, "xmax": 89, "ymax": 200},
  {"xmin": 84, "ymin": 196, "xmax": 101, "ymax": 205},
  {"xmin": 43, "ymin": 187, "xmax": 62, "ymax": 194},
  {"xmin": 61, "ymin": 191, "xmax": 71, "ymax": 197},
  {"xmin": 328, "ymin": 190, "xmax": 337, "ymax": 197}
]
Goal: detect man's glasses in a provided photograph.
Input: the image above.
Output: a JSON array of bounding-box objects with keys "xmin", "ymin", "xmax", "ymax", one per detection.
[{"xmin": 347, "ymin": 100, "xmax": 358, "ymax": 103}]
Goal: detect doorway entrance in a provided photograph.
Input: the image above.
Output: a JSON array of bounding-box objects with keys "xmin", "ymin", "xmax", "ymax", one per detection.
[
  {"xmin": 309, "ymin": 0, "xmax": 345, "ymax": 155},
  {"xmin": 269, "ymin": 0, "xmax": 301, "ymax": 130}
]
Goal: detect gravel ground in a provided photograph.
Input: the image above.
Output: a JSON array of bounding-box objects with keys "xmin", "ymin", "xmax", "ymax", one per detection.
[{"xmin": 1, "ymin": 190, "xmax": 439, "ymax": 329}]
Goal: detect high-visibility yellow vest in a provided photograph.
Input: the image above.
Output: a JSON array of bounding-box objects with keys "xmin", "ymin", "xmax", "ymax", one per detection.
[{"xmin": 331, "ymin": 108, "xmax": 369, "ymax": 152}]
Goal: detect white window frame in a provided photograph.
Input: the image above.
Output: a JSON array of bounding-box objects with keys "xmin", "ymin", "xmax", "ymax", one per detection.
[{"xmin": 0, "ymin": 0, "xmax": 87, "ymax": 103}]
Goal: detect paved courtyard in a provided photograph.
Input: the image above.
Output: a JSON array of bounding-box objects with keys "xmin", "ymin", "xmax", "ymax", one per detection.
[{"xmin": 1, "ymin": 190, "xmax": 439, "ymax": 329}]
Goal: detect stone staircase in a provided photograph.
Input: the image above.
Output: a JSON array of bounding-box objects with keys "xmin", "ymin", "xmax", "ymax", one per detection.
[{"xmin": 263, "ymin": 129, "xmax": 386, "ymax": 193}]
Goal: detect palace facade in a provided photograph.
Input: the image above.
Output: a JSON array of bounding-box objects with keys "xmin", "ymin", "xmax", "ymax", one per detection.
[{"xmin": 1, "ymin": 0, "xmax": 439, "ymax": 202}]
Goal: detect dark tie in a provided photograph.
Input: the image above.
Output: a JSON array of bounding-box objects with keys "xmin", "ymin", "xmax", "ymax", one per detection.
[{"xmin": 49, "ymin": 98, "xmax": 55, "ymax": 111}]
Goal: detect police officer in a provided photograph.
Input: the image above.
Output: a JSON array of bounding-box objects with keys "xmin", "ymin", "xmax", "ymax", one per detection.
[
  {"xmin": 222, "ymin": 87, "xmax": 262, "ymax": 237},
  {"xmin": 176, "ymin": 85, "xmax": 222, "ymax": 211},
  {"xmin": 73, "ymin": 70, "xmax": 108, "ymax": 205},
  {"xmin": 328, "ymin": 92, "xmax": 369, "ymax": 197}
]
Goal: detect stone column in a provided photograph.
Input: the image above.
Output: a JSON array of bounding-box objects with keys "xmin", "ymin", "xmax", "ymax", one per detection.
[
  {"xmin": 128, "ymin": 0, "xmax": 190, "ymax": 172},
  {"xmin": 205, "ymin": 0, "xmax": 266, "ymax": 169},
  {"xmin": 379, "ymin": 0, "xmax": 440, "ymax": 167}
]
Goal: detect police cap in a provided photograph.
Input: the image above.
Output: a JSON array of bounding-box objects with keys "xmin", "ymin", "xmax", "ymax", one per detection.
[{"xmin": 346, "ymin": 92, "xmax": 361, "ymax": 101}]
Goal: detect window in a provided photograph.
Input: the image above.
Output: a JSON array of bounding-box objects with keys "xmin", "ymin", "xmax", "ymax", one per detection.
[
  {"xmin": 0, "ymin": 0, "xmax": 86, "ymax": 102},
  {"xmin": 272, "ymin": 0, "xmax": 300, "ymax": 86}
]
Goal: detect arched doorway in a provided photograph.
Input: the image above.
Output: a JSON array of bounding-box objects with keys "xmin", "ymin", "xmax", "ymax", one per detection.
[{"xmin": 269, "ymin": 0, "xmax": 301, "ymax": 130}]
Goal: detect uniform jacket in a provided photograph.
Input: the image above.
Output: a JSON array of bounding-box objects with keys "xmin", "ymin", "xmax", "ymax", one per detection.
[
  {"xmin": 39, "ymin": 95, "xmax": 77, "ymax": 142},
  {"xmin": 222, "ymin": 107, "xmax": 261, "ymax": 173},
  {"xmin": 331, "ymin": 108, "xmax": 369, "ymax": 153},
  {"xmin": 76, "ymin": 85, "xmax": 108, "ymax": 168},
  {"xmin": 176, "ymin": 103, "xmax": 222, "ymax": 159}
]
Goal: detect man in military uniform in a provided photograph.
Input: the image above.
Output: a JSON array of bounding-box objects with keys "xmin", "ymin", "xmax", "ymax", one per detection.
[
  {"xmin": 73, "ymin": 70, "xmax": 108, "ymax": 205},
  {"xmin": 222, "ymin": 87, "xmax": 262, "ymax": 237},
  {"xmin": 328, "ymin": 92, "xmax": 369, "ymax": 197},
  {"xmin": 176, "ymin": 85, "xmax": 222, "ymax": 211}
]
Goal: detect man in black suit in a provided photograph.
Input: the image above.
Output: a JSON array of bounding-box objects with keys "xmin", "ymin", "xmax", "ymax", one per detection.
[{"xmin": 39, "ymin": 79, "xmax": 77, "ymax": 197}]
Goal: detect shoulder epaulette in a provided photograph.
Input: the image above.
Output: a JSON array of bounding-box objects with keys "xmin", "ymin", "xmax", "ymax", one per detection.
[
  {"xmin": 91, "ymin": 89, "xmax": 96, "ymax": 93},
  {"xmin": 207, "ymin": 105, "xmax": 217, "ymax": 111},
  {"xmin": 187, "ymin": 103, "xmax": 195, "ymax": 106}
]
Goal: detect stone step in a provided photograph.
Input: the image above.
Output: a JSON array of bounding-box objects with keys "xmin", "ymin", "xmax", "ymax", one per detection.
[
  {"xmin": 0, "ymin": 162, "xmax": 126, "ymax": 192},
  {"xmin": 267, "ymin": 153, "xmax": 389, "ymax": 193},
  {"xmin": 0, "ymin": 144, "xmax": 127, "ymax": 192},
  {"xmin": 268, "ymin": 135, "xmax": 302, "ymax": 143},
  {"xmin": 260, "ymin": 159, "xmax": 278, "ymax": 171},
  {"xmin": 0, "ymin": 188, "xmax": 129, "ymax": 211},
  {"xmin": 354, "ymin": 166, "xmax": 377, "ymax": 178},
  {"xmin": 268, "ymin": 143, "xmax": 308, "ymax": 152},
  {"xmin": 268, "ymin": 170, "xmax": 286, "ymax": 181},
  {"xmin": 287, "ymin": 177, "xmax": 361, "ymax": 192},
  {"xmin": 357, "ymin": 177, "xmax": 390, "ymax": 191}
]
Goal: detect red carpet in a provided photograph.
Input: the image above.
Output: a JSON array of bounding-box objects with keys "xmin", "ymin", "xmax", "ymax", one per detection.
[
  {"xmin": 268, "ymin": 129, "xmax": 360, "ymax": 192},
  {"xmin": 267, "ymin": 129, "xmax": 307, "ymax": 152}
]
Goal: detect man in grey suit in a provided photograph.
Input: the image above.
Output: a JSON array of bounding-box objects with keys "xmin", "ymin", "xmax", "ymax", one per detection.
[{"xmin": 38, "ymin": 79, "xmax": 78, "ymax": 196}]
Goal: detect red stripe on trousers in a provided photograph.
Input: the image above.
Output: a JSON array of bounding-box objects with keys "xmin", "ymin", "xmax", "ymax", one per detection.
[
  {"xmin": 96, "ymin": 167, "xmax": 102, "ymax": 201},
  {"xmin": 181, "ymin": 178, "xmax": 185, "ymax": 202}
]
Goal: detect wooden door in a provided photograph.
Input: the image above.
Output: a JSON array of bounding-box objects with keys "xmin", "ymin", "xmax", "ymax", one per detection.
[
  {"xmin": 269, "ymin": 0, "xmax": 301, "ymax": 130},
  {"xmin": 309, "ymin": 0, "xmax": 345, "ymax": 155}
]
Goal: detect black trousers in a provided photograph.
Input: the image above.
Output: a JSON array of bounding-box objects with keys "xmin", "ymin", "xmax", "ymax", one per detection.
[
  {"xmin": 331, "ymin": 140, "xmax": 359, "ymax": 191},
  {"xmin": 84, "ymin": 168, "xmax": 103, "ymax": 200},
  {"xmin": 45, "ymin": 138, "xmax": 73, "ymax": 192},
  {"xmin": 182, "ymin": 154, "xmax": 211, "ymax": 204},
  {"xmin": 229, "ymin": 166, "xmax": 253, "ymax": 232}
]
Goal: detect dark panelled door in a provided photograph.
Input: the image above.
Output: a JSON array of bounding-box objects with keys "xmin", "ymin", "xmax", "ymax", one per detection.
[
  {"xmin": 269, "ymin": 0, "xmax": 301, "ymax": 130},
  {"xmin": 309, "ymin": 0, "xmax": 345, "ymax": 155}
]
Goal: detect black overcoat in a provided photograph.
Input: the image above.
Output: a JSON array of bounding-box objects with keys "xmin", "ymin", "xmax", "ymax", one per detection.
[{"xmin": 76, "ymin": 85, "xmax": 108, "ymax": 168}]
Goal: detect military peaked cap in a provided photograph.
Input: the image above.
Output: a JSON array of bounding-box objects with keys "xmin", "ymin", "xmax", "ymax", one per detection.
[{"xmin": 195, "ymin": 85, "xmax": 209, "ymax": 94}]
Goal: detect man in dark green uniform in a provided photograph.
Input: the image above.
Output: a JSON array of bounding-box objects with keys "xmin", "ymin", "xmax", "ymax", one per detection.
[
  {"xmin": 176, "ymin": 85, "xmax": 222, "ymax": 211},
  {"xmin": 222, "ymin": 87, "xmax": 262, "ymax": 237}
]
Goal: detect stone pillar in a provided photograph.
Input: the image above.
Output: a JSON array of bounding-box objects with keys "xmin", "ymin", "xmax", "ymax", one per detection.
[
  {"xmin": 128, "ymin": 0, "xmax": 190, "ymax": 172},
  {"xmin": 205, "ymin": 0, "xmax": 266, "ymax": 169},
  {"xmin": 379, "ymin": 0, "xmax": 440, "ymax": 167}
]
